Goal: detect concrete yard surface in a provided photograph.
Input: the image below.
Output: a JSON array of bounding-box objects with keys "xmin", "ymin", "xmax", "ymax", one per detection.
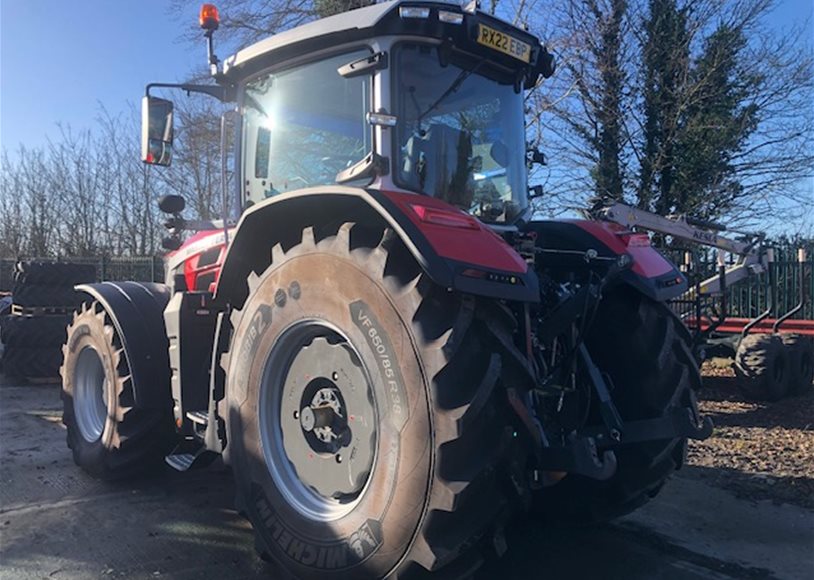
[{"xmin": 1, "ymin": 382, "xmax": 812, "ymax": 580}]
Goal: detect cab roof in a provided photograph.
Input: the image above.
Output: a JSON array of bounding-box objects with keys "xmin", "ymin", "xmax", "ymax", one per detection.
[
  {"xmin": 222, "ymin": 0, "xmax": 541, "ymax": 80},
  {"xmin": 224, "ymin": 1, "xmax": 397, "ymax": 74}
]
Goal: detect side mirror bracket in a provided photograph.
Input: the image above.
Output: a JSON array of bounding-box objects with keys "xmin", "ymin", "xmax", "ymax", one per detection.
[{"xmin": 527, "ymin": 147, "xmax": 546, "ymax": 169}]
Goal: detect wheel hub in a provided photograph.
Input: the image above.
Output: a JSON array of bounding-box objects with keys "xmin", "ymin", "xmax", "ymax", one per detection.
[
  {"xmin": 73, "ymin": 346, "xmax": 108, "ymax": 443},
  {"xmin": 261, "ymin": 326, "xmax": 377, "ymax": 521},
  {"xmin": 299, "ymin": 387, "xmax": 351, "ymax": 449}
]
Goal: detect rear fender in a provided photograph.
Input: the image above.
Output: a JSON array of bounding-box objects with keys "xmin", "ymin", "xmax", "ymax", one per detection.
[
  {"xmin": 74, "ymin": 282, "xmax": 172, "ymax": 409},
  {"xmin": 214, "ymin": 186, "xmax": 538, "ymax": 308},
  {"xmin": 525, "ymin": 220, "xmax": 687, "ymax": 301}
]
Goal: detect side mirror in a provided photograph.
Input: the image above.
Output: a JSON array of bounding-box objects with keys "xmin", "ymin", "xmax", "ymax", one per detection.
[
  {"xmin": 141, "ymin": 96, "xmax": 174, "ymax": 166},
  {"xmin": 158, "ymin": 194, "xmax": 185, "ymax": 214}
]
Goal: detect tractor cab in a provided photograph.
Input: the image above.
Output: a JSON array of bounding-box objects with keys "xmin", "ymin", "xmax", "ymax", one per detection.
[{"xmin": 144, "ymin": 0, "xmax": 554, "ymax": 230}]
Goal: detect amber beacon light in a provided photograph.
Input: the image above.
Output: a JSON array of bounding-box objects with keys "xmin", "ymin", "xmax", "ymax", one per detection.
[{"xmin": 199, "ymin": 4, "xmax": 220, "ymax": 30}]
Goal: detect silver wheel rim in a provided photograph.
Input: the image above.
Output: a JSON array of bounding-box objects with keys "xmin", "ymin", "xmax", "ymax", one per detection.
[
  {"xmin": 259, "ymin": 320, "xmax": 378, "ymax": 522},
  {"xmin": 74, "ymin": 346, "xmax": 108, "ymax": 443}
]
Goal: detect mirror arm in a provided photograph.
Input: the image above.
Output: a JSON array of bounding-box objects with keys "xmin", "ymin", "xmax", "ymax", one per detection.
[{"xmin": 146, "ymin": 82, "xmax": 236, "ymax": 103}]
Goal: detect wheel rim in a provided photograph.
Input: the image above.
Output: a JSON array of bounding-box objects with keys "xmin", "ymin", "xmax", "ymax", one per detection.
[
  {"xmin": 73, "ymin": 346, "xmax": 109, "ymax": 443},
  {"xmin": 259, "ymin": 320, "xmax": 378, "ymax": 522}
]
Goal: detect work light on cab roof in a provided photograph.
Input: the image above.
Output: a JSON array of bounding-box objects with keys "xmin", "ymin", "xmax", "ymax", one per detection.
[{"xmin": 199, "ymin": 4, "xmax": 219, "ymax": 30}]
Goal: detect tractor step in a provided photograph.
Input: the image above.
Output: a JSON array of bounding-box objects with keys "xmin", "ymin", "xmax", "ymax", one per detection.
[
  {"xmin": 165, "ymin": 442, "xmax": 213, "ymax": 472},
  {"xmin": 185, "ymin": 411, "xmax": 209, "ymax": 426}
]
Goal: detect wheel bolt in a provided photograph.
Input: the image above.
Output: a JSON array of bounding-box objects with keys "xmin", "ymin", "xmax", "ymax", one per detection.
[
  {"xmin": 293, "ymin": 410, "xmax": 299, "ymax": 420},
  {"xmin": 335, "ymin": 454, "xmax": 342, "ymax": 463},
  {"xmin": 332, "ymin": 372, "xmax": 339, "ymax": 381}
]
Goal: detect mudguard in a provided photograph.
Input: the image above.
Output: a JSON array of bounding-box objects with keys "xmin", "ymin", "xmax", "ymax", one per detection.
[
  {"xmin": 525, "ymin": 220, "xmax": 687, "ymax": 302},
  {"xmin": 214, "ymin": 186, "xmax": 539, "ymax": 306},
  {"xmin": 74, "ymin": 282, "xmax": 172, "ymax": 408}
]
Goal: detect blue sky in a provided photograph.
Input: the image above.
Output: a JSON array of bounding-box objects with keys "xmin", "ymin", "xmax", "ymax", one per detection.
[
  {"xmin": 1, "ymin": 0, "xmax": 200, "ymax": 150},
  {"xmin": 1, "ymin": 0, "xmax": 811, "ymax": 234},
  {"xmin": 1, "ymin": 0, "xmax": 810, "ymax": 152}
]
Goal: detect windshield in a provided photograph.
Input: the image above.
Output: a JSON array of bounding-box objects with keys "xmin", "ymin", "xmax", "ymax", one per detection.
[
  {"xmin": 242, "ymin": 49, "xmax": 371, "ymax": 205},
  {"xmin": 394, "ymin": 43, "xmax": 528, "ymax": 223}
]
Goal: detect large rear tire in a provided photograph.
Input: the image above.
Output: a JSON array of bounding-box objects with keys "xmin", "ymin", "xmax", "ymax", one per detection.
[
  {"xmin": 224, "ymin": 224, "xmax": 518, "ymax": 579},
  {"xmin": 536, "ymin": 289, "xmax": 701, "ymax": 523},
  {"xmin": 60, "ymin": 302, "xmax": 175, "ymax": 479}
]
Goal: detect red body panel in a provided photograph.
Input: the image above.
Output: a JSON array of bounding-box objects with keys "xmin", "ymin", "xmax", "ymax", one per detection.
[
  {"xmin": 687, "ymin": 317, "xmax": 814, "ymax": 337},
  {"xmin": 570, "ymin": 220, "xmax": 674, "ymax": 278},
  {"xmin": 381, "ymin": 190, "xmax": 528, "ymax": 274},
  {"xmin": 168, "ymin": 230, "xmax": 228, "ymax": 293}
]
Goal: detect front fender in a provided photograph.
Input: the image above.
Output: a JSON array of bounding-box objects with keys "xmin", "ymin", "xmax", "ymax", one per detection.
[
  {"xmin": 214, "ymin": 186, "xmax": 538, "ymax": 307},
  {"xmin": 75, "ymin": 282, "xmax": 171, "ymax": 409}
]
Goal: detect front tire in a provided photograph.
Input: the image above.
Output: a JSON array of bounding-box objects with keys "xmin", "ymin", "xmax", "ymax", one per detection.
[
  {"xmin": 61, "ymin": 302, "xmax": 174, "ymax": 479},
  {"xmin": 224, "ymin": 224, "xmax": 518, "ymax": 579}
]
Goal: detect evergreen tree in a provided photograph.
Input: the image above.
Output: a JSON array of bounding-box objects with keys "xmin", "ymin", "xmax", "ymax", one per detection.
[
  {"xmin": 637, "ymin": 0, "xmax": 689, "ymax": 212},
  {"xmin": 594, "ymin": 0, "xmax": 627, "ymax": 200},
  {"xmin": 672, "ymin": 25, "xmax": 759, "ymax": 218}
]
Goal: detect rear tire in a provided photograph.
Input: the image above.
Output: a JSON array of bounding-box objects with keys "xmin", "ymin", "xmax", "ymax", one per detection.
[
  {"xmin": 61, "ymin": 302, "xmax": 175, "ymax": 479},
  {"xmin": 735, "ymin": 334, "xmax": 789, "ymax": 401},
  {"xmin": 535, "ymin": 289, "xmax": 700, "ymax": 523},
  {"xmin": 224, "ymin": 224, "xmax": 518, "ymax": 579},
  {"xmin": 781, "ymin": 334, "xmax": 813, "ymax": 395}
]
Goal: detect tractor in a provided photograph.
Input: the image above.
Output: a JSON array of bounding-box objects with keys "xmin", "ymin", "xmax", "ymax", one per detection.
[{"xmin": 60, "ymin": 2, "xmax": 712, "ymax": 578}]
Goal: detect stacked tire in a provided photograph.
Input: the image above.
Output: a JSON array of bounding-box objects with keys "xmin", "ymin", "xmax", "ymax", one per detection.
[
  {"xmin": 11, "ymin": 262, "xmax": 95, "ymax": 308},
  {"xmin": 735, "ymin": 332, "xmax": 814, "ymax": 401},
  {"xmin": 0, "ymin": 261, "xmax": 96, "ymax": 381}
]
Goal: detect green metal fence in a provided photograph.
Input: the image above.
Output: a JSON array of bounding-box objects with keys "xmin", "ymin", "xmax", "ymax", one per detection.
[
  {"xmin": 2, "ymin": 244, "xmax": 810, "ymax": 323},
  {"xmin": 660, "ymin": 243, "xmax": 814, "ymax": 322},
  {"xmin": 0, "ymin": 256, "xmax": 164, "ymax": 292}
]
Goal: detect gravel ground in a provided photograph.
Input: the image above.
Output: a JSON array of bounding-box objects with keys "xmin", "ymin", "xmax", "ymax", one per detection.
[
  {"xmin": 688, "ymin": 360, "xmax": 814, "ymax": 509},
  {"xmin": 2, "ymin": 381, "xmax": 812, "ymax": 580}
]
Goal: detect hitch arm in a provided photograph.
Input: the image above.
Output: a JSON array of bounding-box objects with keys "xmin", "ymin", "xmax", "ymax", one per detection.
[{"xmin": 582, "ymin": 407, "xmax": 713, "ymax": 448}]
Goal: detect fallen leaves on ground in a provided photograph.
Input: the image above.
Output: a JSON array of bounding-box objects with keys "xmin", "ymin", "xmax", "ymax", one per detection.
[{"xmin": 687, "ymin": 361, "xmax": 814, "ymax": 509}]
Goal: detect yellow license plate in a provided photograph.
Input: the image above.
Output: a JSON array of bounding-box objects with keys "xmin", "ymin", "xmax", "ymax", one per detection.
[{"xmin": 476, "ymin": 24, "xmax": 531, "ymax": 63}]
